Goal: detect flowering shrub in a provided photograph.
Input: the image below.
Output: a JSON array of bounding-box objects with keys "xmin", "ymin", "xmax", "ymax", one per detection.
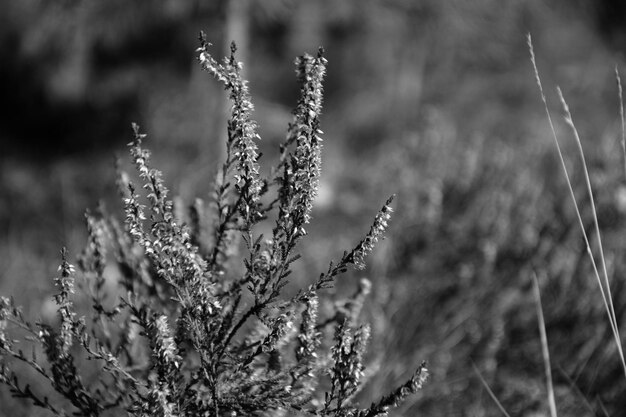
[{"xmin": 0, "ymin": 34, "xmax": 427, "ymax": 416}]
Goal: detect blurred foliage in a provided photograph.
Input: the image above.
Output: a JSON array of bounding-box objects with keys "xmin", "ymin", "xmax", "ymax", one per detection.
[{"xmin": 2, "ymin": 0, "xmax": 626, "ymax": 415}]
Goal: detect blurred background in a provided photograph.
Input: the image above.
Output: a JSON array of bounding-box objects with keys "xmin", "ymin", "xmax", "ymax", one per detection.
[{"xmin": 2, "ymin": 0, "xmax": 626, "ymax": 415}]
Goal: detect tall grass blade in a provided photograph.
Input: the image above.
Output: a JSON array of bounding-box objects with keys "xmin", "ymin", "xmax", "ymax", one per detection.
[
  {"xmin": 528, "ymin": 34, "xmax": 626, "ymax": 380},
  {"xmin": 527, "ymin": 35, "xmax": 600, "ymax": 283},
  {"xmin": 556, "ymin": 87, "xmax": 626, "ymax": 378},
  {"xmin": 532, "ymin": 272, "xmax": 558, "ymax": 417}
]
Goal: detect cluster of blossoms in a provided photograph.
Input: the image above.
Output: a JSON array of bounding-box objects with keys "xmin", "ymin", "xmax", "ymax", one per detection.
[
  {"xmin": 0, "ymin": 35, "xmax": 426, "ymax": 417},
  {"xmin": 281, "ymin": 49, "xmax": 328, "ymax": 230},
  {"xmin": 198, "ymin": 37, "xmax": 264, "ymax": 222},
  {"xmin": 326, "ymin": 323, "xmax": 371, "ymax": 412},
  {"xmin": 296, "ymin": 295, "xmax": 320, "ymax": 363},
  {"xmin": 349, "ymin": 197, "xmax": 394, "ymax": 270},
  {"xmin": 53, "ymin": 248, "xmax": 78, "ymax": 355}
]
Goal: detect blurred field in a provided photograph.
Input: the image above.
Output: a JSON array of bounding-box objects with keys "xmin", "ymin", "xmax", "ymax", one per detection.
[{"xmin": 2, "ymin": 1, "xmax": 626, "ymax": 415}]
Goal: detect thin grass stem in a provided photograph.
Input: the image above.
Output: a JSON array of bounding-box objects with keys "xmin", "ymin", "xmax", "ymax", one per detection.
[
  {"xmin": 616, "ymin": 66, "xmax": 626, "ymax": 180},
  {"xmin": 532, "ymin": 272, "xmax": 558, "ymax": 417},
  {"xmin": 471, "ymin": 362, "xmax": 511, "ymax": 417},
  {"xmin": 597, "ymin": 399, "xmax": 610, "ymax": 417},
  {"xmin": 556, "ymin": 367, "xmax": 596, "ymax": 415}
]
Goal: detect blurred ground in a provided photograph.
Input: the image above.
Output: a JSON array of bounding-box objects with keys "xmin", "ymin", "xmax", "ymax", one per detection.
[{"xmin": 2, "ymin": 1, "xmax": 626, "ymax": 415}]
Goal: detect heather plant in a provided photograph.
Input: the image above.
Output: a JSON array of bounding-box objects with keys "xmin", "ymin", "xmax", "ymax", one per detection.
[{"xmin": 0, "ymin": 34, "xmax": 427, "ymax": 416}]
